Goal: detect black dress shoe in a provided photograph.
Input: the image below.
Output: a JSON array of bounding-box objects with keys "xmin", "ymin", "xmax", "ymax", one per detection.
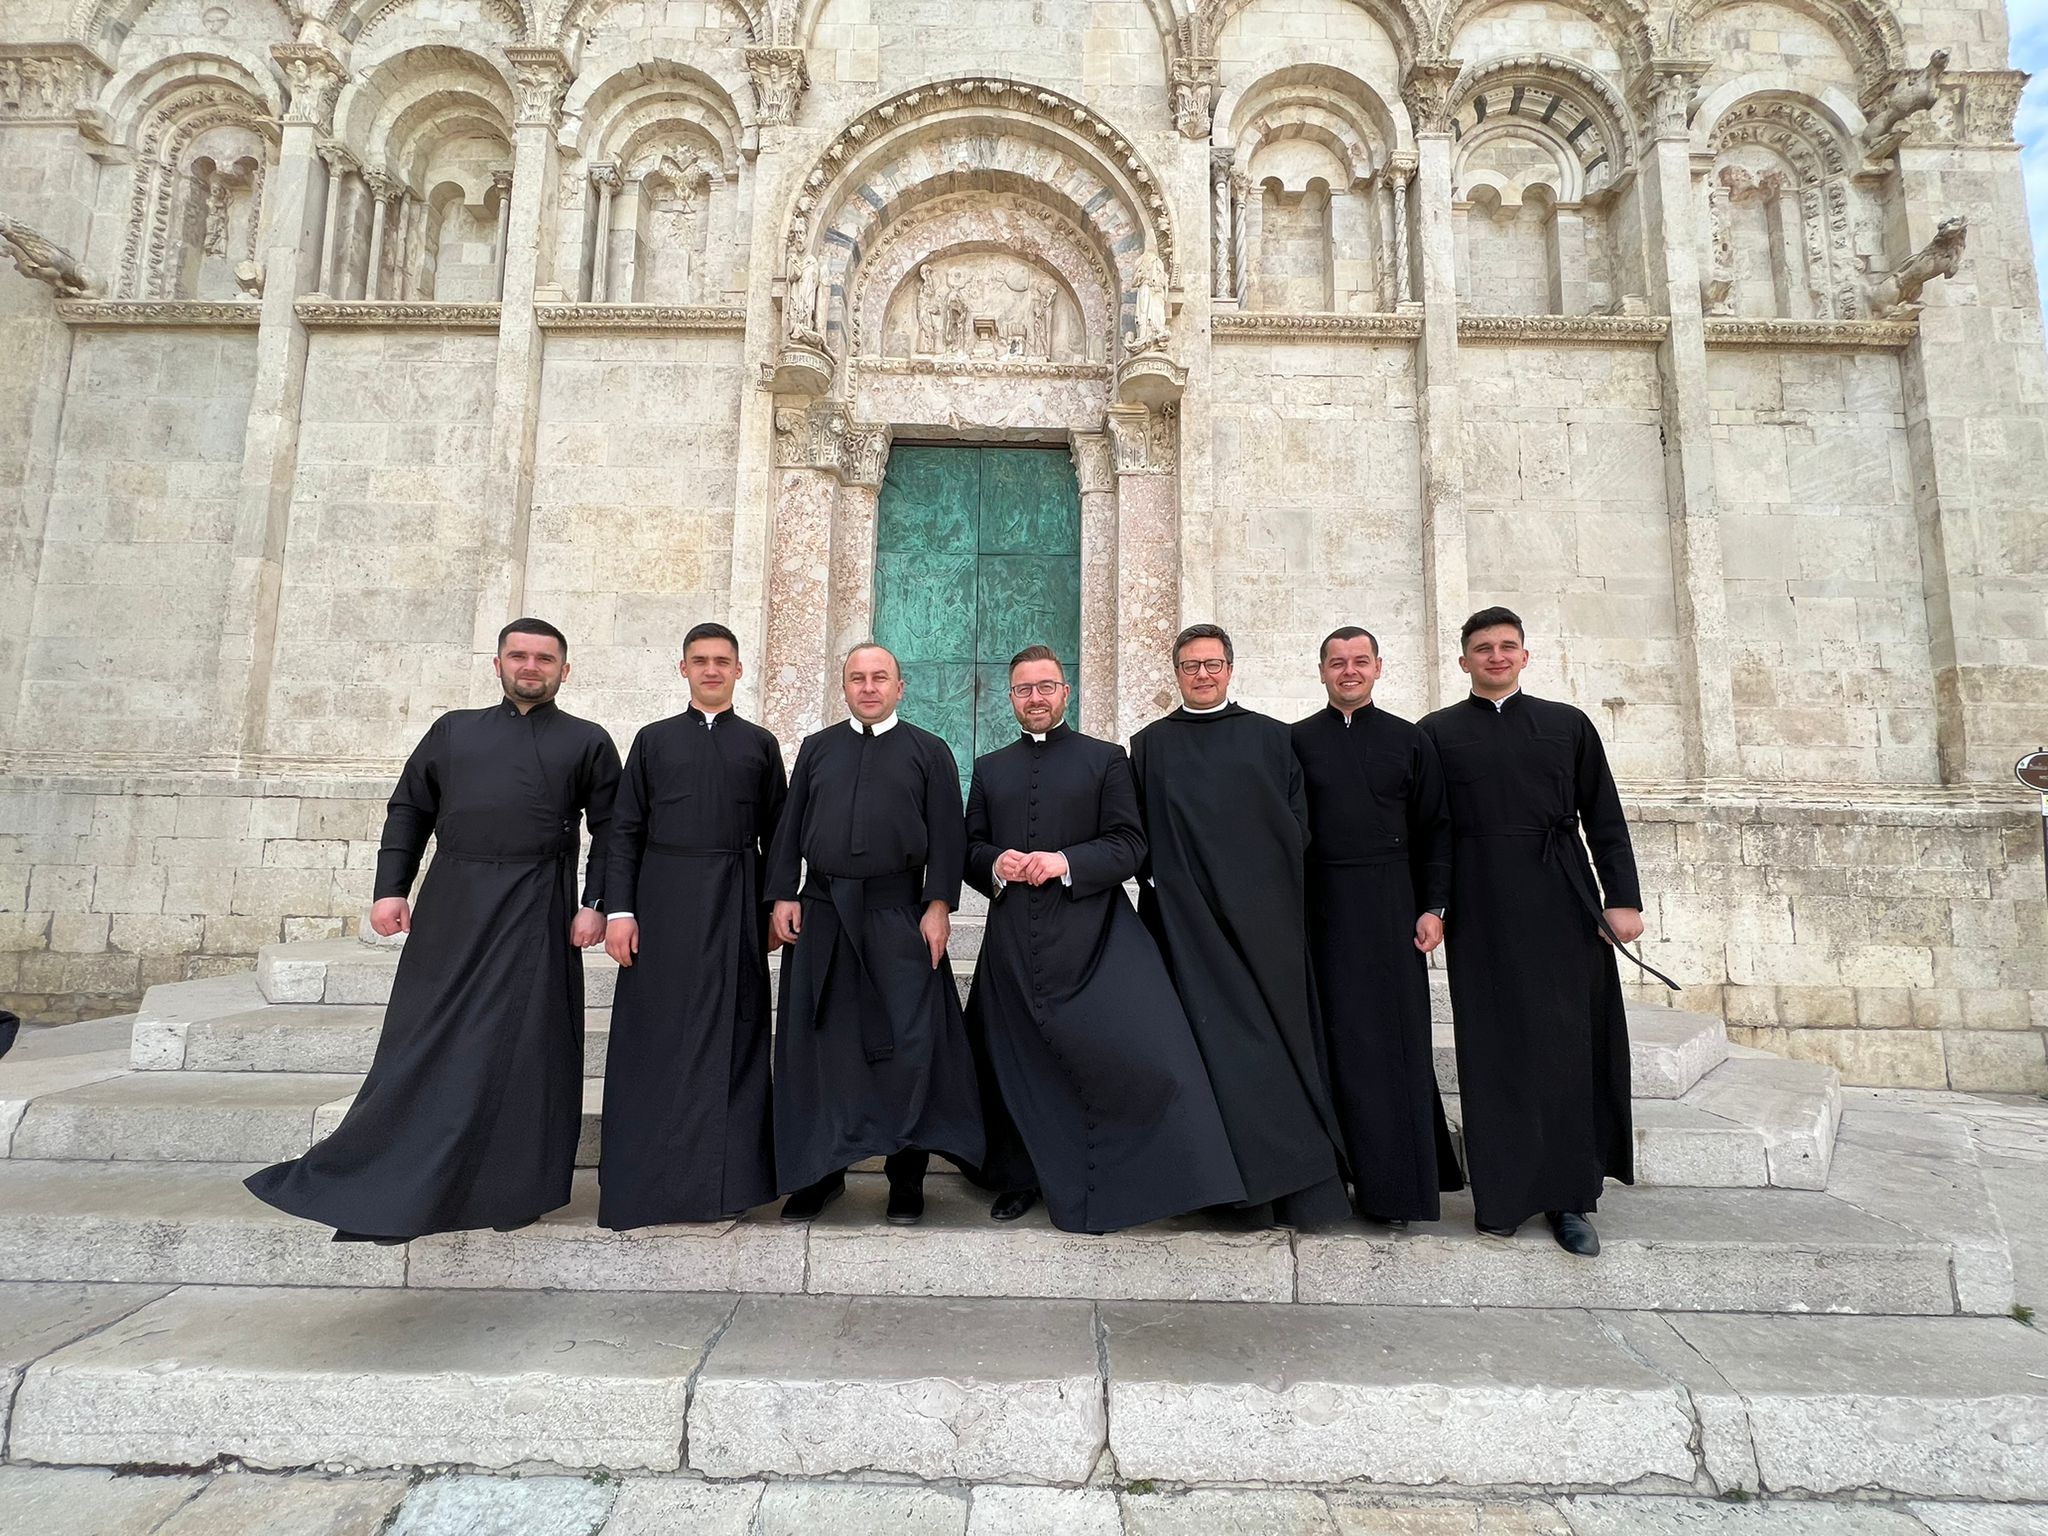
[
  {"xmin": 1547, "ymin": 1210, "xmax": 1601, "ymax": 1257},
  {"xmin": 779, "ymin": 1171, "xmax": 846, "ymax": 1221},
  {"xmin": 332, "ymin": 1230, "xmax": 409, "ymax": 1246},
  {"xmin": 1357, "ymin": 1211, "xmax": 1410, "ymax": 1229},
  {"xmin": 492, "ymin": 1218, "xmax": 536, "ymax": 1233},
  {"xmin": 886, "ymin": 1180, "xmax": 925, "ymax": 1225},
  {"xmin": 1475, "ymin": 1219, "xmax": 1520, "ymax": 1239},
  {"xmin": 989, "ymin": 1188, "xmax": 1039, "ymax": 1222}
]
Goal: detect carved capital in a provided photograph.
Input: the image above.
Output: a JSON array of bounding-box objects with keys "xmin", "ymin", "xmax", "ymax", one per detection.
[
  {"xmin": 588, "ymin": 161, "xmax": 621, "ymax": 193},
  {"xmin": 489, "ymin": 168, "xmax": 514, "ymax": 195},
  {"xmin": 1105, "ymin": 404, "xmax": 1176, "ymax": 476},
  {"xmin": 744, "ymin": 45, "xmax": 808, "ymax": 128},
  {"xmin": 1630, "ymin": 57, "xmax": 1707, "ymax": 138},
  {"xmin": 1070, "ymin": 431, "xmax": 1114, "ymax": 496},
  {"xmin": 0, "ymin": 43, "xmax": 113, "ymax": 124},
  {"xmin": 363, "ymin": 170, "xmax": 403, "ymax": 204},
  {"xmin": 315, "ymin": 139, "xmax": 359, "ymax": 176},
  {"xmin": 271, "ymin": 43, "xmax": 347, "ymax": 130},
  {"xmin": 1170, "ymin": 53, "xmax": 1218, "ymax": 140},
  {"xmin": 1400, "ymin": 57, "xmax": 1462, "ymax": 134},
  {"xmin": 1386, "ymin": 152, "xmax": 1418, "ymax": 185},
  {"xmin": 503, "ymin": 46, "xmax": 572, "ymax": 128},
  {"xmin": 843, "ymin": 424, "xmax": 891, "ymax": 488}
]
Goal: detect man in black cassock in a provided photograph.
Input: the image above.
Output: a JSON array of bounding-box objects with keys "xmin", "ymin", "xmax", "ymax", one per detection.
[
  {"xmin": 765, "ymin": 644, "xmax": 982, "ymax": 1226},
  {"xmin": 247, "ymin": 618, "xmax": 620, "ymax": 1243},
  {"xmin": 1129, "ymin": 623, "xmax": 1351, "ymax": 1229},
  {"xmin": 962, "ymin": 645, "xmax": 1243, "ymax": 1232},
  {"xmin": 1293, "ymin": 626, "xmax": 1464, "ymax": 1225},
  {"xmin": 597, "ymin": 622, "xmax": 786, "ymax": 1229},
  {"xmin": 1420, "ymin": 605, "xmax": 1677, "ymax": 1257}
]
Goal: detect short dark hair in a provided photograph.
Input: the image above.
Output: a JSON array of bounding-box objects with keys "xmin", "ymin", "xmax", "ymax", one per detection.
[
  {"xmin": 843, "ymin": 642, "xmax": 901, "ymax": 677},
  {"xmin": 1009, "ymin": 644, "xmax": 1064, "ymax": 676},
  {"xmin": 1319, "ymin": 626, "xmax": 1379, "ymax": 662},
  {"xmin": 1173, "ymin": 623, "xmax": 1233, "ymax": 664},
  {"xmin": 1460, "ymin": 606, "xmax": 1525, "ymax": 648},
  {"xmin": 682, "ymin": 622, "xmax": 739, "ymax": 659},
  {"xmin": 499, "ymin": 617, "xmax": 568, "ymax": 658}
]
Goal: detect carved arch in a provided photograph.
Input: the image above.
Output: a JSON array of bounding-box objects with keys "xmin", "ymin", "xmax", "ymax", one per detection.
[
  {"xmin": 1667, "ymin": 0, "xmax": 1903, "ymax": 91},
  {"xmin": 1447, "ymin": 51, "xmax": 1637, "ymax": 195},
  {"xmin": 551, "ymin": 0, "xmax": 761, "ymax": 50},
  {"xmin": 1700, "ymin": 89, "xmax": 1865, "ymax": 317},
  {"xmin": 70, "ymin": 0, "xmax": 294, "ymax": 51},
  {"xmin": 1435, "ymin": 0, "xmax": 1653, "ymax": 73},
  {"xmin": 563, "ymin": 53, "xmax": 753, "ymax": 148},
  {"xmin": 1217, "ymin": 61, "xmax": 1401, "ymax": 162},
  {"xmin": 1192, "ymin": 0, "xmax": 1425, "ymax": 73},
  {"xmin": 101, "ymin": 48, "xmax": 284, "ymax": 141},
  {"xmin": 321, "ymin": 0, "xmax": 535, "ymax": 44},
  {"xmin": 117, "ymin": 75, "xmax": 279, "ymax": 296},
  {"xmin": 334, "ymin": 43, "xmax": 515, "ymax": 172}
]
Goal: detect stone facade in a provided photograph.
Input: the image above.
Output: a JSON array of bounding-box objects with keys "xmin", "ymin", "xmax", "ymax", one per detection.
[{"xmin": 0, "ymin": 0, "xmax": 2043, "ymax": 1085}]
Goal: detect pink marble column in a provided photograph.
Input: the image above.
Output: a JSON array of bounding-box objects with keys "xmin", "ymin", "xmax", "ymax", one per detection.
[
  {"xmin": 762, "ymin": 466, "xmax": 840, "ymax": 746},
  {"xmin": 1112, "ymin": 466, "xmax": 1182, "ymax": 745},
  {"xmin": 1071, "ymin": 431, "xmax": 1119, "ymax": 740}
]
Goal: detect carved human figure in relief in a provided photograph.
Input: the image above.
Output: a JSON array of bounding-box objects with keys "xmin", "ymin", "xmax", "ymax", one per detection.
[
  {"xmin": 943, "ymin": 268, "xmax": 972, "ymax": 352},
  {"xmin": 786, "ymin": 250, "xmax": 823, "ymax": 345},
  {"xmin": 0, "ymin": 213, "xmax": 101, "ymax": 297},
  {"xmin": 915, "ymin": 262, "xmax": 944, "ymax": 353},
  {"xmin": 1027, "ymin": 275, "xmax": 1057, "ymax": 358},
  {"xmin": 1863, "ymin": 50, "xmax": 1950, "ymax": 151},
  {"xmin": 1126, "ymin": 248, "xmax": 1171, "ymax": 354},
  {"xmin": 1865, "ymin": 216, "xmax": 1968, "ymax": 318}
]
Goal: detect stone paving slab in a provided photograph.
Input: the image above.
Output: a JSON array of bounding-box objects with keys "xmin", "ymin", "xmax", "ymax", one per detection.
[
  {"xmin": 0, "ymin": 1282, "xmax": 170, "ymax": 1454},
  {"xmin": 0, "ymin": 1465, "xmax": 208, "ymax": 1536},
  {"xmin": 386, "ymin": 1474, "xmax": 615, "ymax": 1536},
  {"xmin": 1101, "ymin": 1301, "xmax": 1701, "ymax": 1488},
  {"xmin": 689, "ymin": 1294, "xmax": 1104, "ymax": 1483},
  {"xmin": 7, "ymin": 1072, "xmax": 361, "ymax": 1163},
  {"xmin": 8, "ymin": 1286, "xmax": 736, "ymax": 1471},
  {"xmin": 152, "ymin": 1470, "xmax": 408, "ymax": 1536},
  {"xmin": 0, "ymin": 1050, "xmax": 136, "ymax": 1155}
]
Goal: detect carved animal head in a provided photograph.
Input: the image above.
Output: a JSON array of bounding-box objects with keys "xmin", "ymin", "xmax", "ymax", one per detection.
[
  {"xmin": 1929, "ymin": 215, "xmax": 1968, "ymax": 275},
  {"xmin": 1927, "ymin": 48, "xmax": 1951, "ymax": 74}
]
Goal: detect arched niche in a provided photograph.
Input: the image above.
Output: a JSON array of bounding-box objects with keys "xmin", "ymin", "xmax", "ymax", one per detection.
[
  {"xmin": 1667, "ymin": 0, "xmax": 1902, "ymax": 93},
  {"xmin": 551, "ymin": 0, "xmax": 762, "ymax": 51},
  {"xmin": 71, "ymin": 0, "xmax": 293, "ymax": 55},
  {"xmin": 115, "ymin": 74, "xmax": 279, "ymax": 298},
  {"xmin": 1193, "ymin": 0, "xmax": 1424, "ymax": 77}
]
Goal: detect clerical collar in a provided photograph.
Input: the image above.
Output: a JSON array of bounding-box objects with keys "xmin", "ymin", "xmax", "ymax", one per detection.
[
  {"xmin": 850, "ymin": 712, "xmax": 900, "ymax": 736},
  {"xmin": 500, "ymin": 697, "xmax": 557, "ymax": 717},
  {"xmin": 1025, "ymin": 719, "xmax": 1069, "ymax": 743},
  {"xmin": 686, "ymin": 703, "xmax": 731, "ymax": 728},
  {"xmin": 1328, "ymin": 701, "xmax": 1376, "ymax": 727},
  {"xmin": 1468, "ymin": 688, "xmax": 1521, "ymax": 712},
  {"xmin": 1180, "ymin": 698, "xmax": 1232, "ymax": 715}
]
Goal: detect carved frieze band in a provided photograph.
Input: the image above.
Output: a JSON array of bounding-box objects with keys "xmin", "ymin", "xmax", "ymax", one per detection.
[
  {"xmin": 0, "ymin": 44, "xmax": 110, "ymax": 125},
  {"xmin": 851, "ymin": 356, "xmax": 1113, "ymax": 382},
  {"xmin": 1213, "ymin": 312, "xmax": 1425, "ymax": 340},
  {"xmin": 1457, "ymin": 314, "xmax": 1670, "ymax": 344},
  {"xmin": 1703, "ymin": 317, "xmax": 1918, "ymax": 348},
  {"xmin": 296, "ymin": 300, "xmax": 503, "ymax": 328},
  {"xmin": 55, "ymin": 298, "xmax": 261, "ymax": 326},
  {"xmin": 535, "ymin": 304, "xmax": 748, "ymax": 331}
]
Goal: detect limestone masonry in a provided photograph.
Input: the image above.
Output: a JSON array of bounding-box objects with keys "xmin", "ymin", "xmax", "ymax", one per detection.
[{"xmin": 0, "ymin": 0, "xmax": 2043, "ymax": 1084}]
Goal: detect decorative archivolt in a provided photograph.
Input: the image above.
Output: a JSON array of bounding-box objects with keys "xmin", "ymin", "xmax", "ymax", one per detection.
[
  {"xmin": 564, "ymin": 56, "xmax": 748, "ymax": 160},
  {"xmin": 1667, "ymin": 0, "xmax": 1903, "ymax": 91},
  {"xmin": 551, "ymin": 0, "xmax": 763, "ymax": 50},
  {"xmin": 101, "ymin": 49, "xmax": 283, "ymax": 143},
  {"xmin": 116, "ymin": 76, "xmax": 279, "ymax": 297},
  {"xmin": 1434, "ymin": 0, "xmax": 1653, "ymax": 73},
  {"xmin": 1702, "ymin": 90, "xmax": 1862, "ymax": 318},
  {"xmin": 1448, "ymin": 53, "xmax": 1636, "ymax": 200},
  {"xmin": 322, "ymin": 0, "xmax": 534, "ymax": 45},
  {"xmin": 70, "ymin": 0, "xmax": 295, "ymax": 51},
  {"xmin": 351, "ymin": 0, "xmax": 526, "ymax": 58},
  {"xmin": 334, "ymin": 43, "xmax": 515, "ymax": 172},
  {"xmin": 1221, "ymin": 62, "xmax": 1398, "ymax": 173},
  {"xmin": 1190, "ymin": 0, "xmax": 1425, "ymax": 72}
]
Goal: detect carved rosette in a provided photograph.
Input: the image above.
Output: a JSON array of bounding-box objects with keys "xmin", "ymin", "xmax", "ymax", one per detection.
[
  {"xmin": 1400, "ymin": 58, "xmax": 1462, "ymax": 135},
  {"xmin": 0, "ymin": 44, "xmax": 111, "ymax": 124},
  {"xmin": 1170, "ymin": 54, "xmax": 1218, "ymax": 140},
  {"xmin": 503, "ymin": 46, "xmax": 572, "ymax": 129},
  {"xmin": 271, "ymin": 43, "xmax": 347, "ymax": 131},
  {"xmin": 744, "ymin": 46, "xmax": 808, "ymax": 128}
]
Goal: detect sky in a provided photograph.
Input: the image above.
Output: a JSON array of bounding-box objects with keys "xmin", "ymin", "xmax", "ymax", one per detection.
[{"xmin": 2014, "ymin": 0, "xmax": 2048, "ymax": 307}]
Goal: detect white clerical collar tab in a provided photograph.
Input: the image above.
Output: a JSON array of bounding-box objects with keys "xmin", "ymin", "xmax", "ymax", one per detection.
[
  {"xmin": 852, "ymin": 712, "xmax": 900, "ymax": 736},
  {"xmin": 1182, "ymin": 698, "xmax": 1232, "ymax": 714},
  {"xmin": 1026, "ymin": 718, "xmax": 1068, "ymax": 742}
]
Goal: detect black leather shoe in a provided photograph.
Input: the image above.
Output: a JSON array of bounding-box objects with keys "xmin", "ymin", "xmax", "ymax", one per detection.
[
  {"xmin": 990, "ymin": 1188, "xmax": 1039, "ymax": 1222},
  {"xmin": 1357, "ymin": 1211, "xmax": 1410, "ymax": 1229},
  {"xmin": 779, "ymin": 1171, "xmax": 846, "ymax": 1222},
  {"xmin": 492, "ymin": 1218, "xmax": 536, "ymax": 1234},
  {"xmin": 1547, "ymin": 1210, "xmax": 1601, "ymax": 1257},
  {"xmin": 886, "ymin": 1180, "xmax": 925, "ymax": 1225},
  {"xmin": 332, "ymin": 1230, "xmax": 409, "ymax": 1246},
  {"xmin": 1475, "ymin": 1219, "xmax": 1520, "ymax": 1239}
]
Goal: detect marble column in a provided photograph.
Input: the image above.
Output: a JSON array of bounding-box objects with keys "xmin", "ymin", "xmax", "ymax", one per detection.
[
  {"xmin": 587, "ymin": 163, "xmax": 619, "ymax": 303},
  {"xmin": 217, "ymin": 43, "xmax": 346, "ymax": 753},
  {"xmin": 762, "ymin": 456, "xmax": 842, "ymax": 744},
  {"xmin": 1071, "ymin": 431, "xmax": 1118, "ymax": 739},
  {"xmin": 363, "ymin": 172, "xmax": 397, "ymax": 301},
  {"xmin": 829, "ymin": 428, "xmax": 888, "ymax": 669},
  {"xmin": 1108, "ymin": 408, "xmax": 1181, "ymax": 743},
  {"xmin": 491, "ymin": 169, "xmax": 513, "ymax": 299},
  {"xmin": 312, "ymin": 141, "xmax": 354, "ymax": 297},
  {"xmin": 1391, "ymin": 155, "xmax": 1414, "ymax": 306},
  {"xmin": 1636, "ymin": 68, "xmax": 1739, "ymax": 781},
  {"xmin": 1547, "ymin": 202, "xmax": 1588, "ymax": 316},
  {"xmin": 471, "ymin": 47, "xmax": 570, "ymax": 671},
  {"xmin": 1411, "ymin": 130, "xmax": 1470, "ymax": 707}
]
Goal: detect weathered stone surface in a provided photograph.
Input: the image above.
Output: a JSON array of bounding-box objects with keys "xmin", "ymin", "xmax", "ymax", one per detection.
[
  {"xmin": 1681, "ymin": 1053, "xmax": 1842, "ymax": 1190},
  {"xmin": 1907, "ymin": 1505, "xmax": 2048, "ymax": 1535},
  {"xmin": 0, "ymin": 1466, "xmax": 209, "ymax": 1536},
  {"xmin": 1559, "ymin": 1496, "xmax": 1931, "ymax": 1533},
  {"xmin": 0, "ymin": 1282, "xmax": 170, "ymax": 1451},
  {"xmin": 689, "ymin": 1295, "xmax": 1104, "ymax": 1482},
  {"xmin": 968, "ymin": 1485, "xmax": 1123, "ymax": 1536},
  {"xmin": 1101, "ymin": 1302, "xmax": 1698, "ymax": 1487},
  {"xmin": 1122, "ymin": 1488, "xmax": 1340, "ymax": 1534},
  {"xmin": 755, "ymin": 1484, "xmax": 970, "ymax": 1536},
  {"xmin": 8, "ymin": 1071, "xmax": 361, "ymax": 1162},
  {"xmin": 386, "ymin": 1475, "xmax": 615, "ymax": 1536},
  {"xmin": 1434, "ymin": 1009, "xmax": 1727, "ymax": 1102},
  {"xmin": 1295, "ymin": 1186, "xmax": 1955, "ymax": 1314},
  {"xmin": 9, "ymin": 1287, "xmax": 734, "ymax": 1471},
  {"xmin": 152, "ymin": 1472, "xmax": 409, "ymax": 1536},
  {"xmin": 806, "ymin": 1173, "xmax": 1294, "ymax": 1302},
  {"xmin": 175, "ymin": 1005, "xmax": 388, "ymax": 1074},
  {"xmin": 603, "ymin": 1480, "xmax": 765, "ymax": 1536},
  {"xmin": 1670, "ymin": 1313, "xmax": 2048, "ymax": 1499},
  {"xmin": 1628, "ymin": 1099, "xmax": 1775, "ymax": 1187},
  {"xmin": 130, "ymin": 973, "xmax": 266, "ymax": 1070},
  {"xmin": 0, "ymin": 1050, "xmax": 132, "ymax": 1153}
]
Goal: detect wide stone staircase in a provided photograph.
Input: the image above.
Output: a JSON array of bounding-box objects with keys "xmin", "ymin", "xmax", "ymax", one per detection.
[{"xmin": 1, "ymin": 923, "xmax": 2043, "ymax": 1509}]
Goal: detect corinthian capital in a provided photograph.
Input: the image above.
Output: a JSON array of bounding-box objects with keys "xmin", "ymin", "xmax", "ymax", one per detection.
[
  {"xmin": 1401, "ymin": 57, "xmax": 1463, "ymax": 134},
  {"xmin": 503, "ymin": 46, "xmax": 572, "ymax": 128},
  {"xmin": 272, "ymin": 43, "xmax": 347, "ymax": 130}
]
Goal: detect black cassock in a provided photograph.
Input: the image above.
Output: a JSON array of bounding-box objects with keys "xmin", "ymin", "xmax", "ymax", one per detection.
[
  {"xmin": 1291, "ymin": 703, "xmax": 1464, "ymax": 1220},
  {"xmin": 764, "ymin": 717, "xmax": 983, "ymax": 1191},
  {"xmin": 1129, "ymin": 704, "xmax": 1350, "ymax": 1224},
  {"xmin": 598, "ymin": 707, "xmax": 787, "ymax": 1229},
  {"xmin": 1419, "ymin": 691, "xmax": 1648, "ymax": 1229},
  {"xmin": 247, "ymin": 700, "xmax": 620, "ymax": 1238},
  {"xmin": 963, "ymin": 723, "xmax": 1244, "ymax": 1233}
]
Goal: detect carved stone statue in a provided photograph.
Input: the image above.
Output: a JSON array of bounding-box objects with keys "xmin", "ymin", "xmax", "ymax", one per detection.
[
  {"xmin": 1863, "ymin": 50, "xmax": 1950, "ymax": 152},
  {"xmin": 0, "ymin": 214, "xmax": 101, "ymax": 298},
  {"xmin": 915, "ymin": 262, "xmax": 944, "ymax": 353},
  {"xmin": 1125, "ymin": 248, "xmax": 1171, "ymax": 354},
  {"xmin": 234, "ymin": 259, "xmax": 265, "ymax": 297},
  {"xmin": 1865, "ymin": 216, "xmax": 1967, "ymax": 318},
  {"xmin": 1027, "ymin": 275, "xmax": 1057, "ymax": 358},
  {"xmin": 942, "ymin": 268, "xmax": 971, "ymax": 353},
  {"xmin": 786, "ymin": 251, "xmax": 824, "ymax": 345}
]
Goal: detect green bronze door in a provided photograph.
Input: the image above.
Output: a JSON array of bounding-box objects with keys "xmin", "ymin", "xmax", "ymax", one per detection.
[{"xmin": 873, "ymin": 444, "xmax": 1082, "ymax": 793}]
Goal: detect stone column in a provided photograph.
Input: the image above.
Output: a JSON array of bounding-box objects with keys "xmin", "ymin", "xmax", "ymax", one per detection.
[
  {"xmin": 762, "ymin": 404, "xmax": 844, "ymax": 743},
  {"xmin": 470, "ymin": 47, "xmax": 570, "ymax": 671},
  {"xmin": 1230, "ymin": 170, "xmax": 1250, "ymax": 304},
  {"xmin": 1071, "ymin": 431, "xmax": 1118, "ymax": 739},
  {"xmin": 1391, "ymin": 154, "xmax": 1414, "ymax": 306},
  {"xmin": 312, "ymin": 141, "xmax": 355, "ymax": 296},
  {"xmin": 829, "ymin": 426, "xmax": 889, "ymax": 666},
  {"xmin": 1635, "ymin": 64, "xmax": 1739, "ymax": 780},
  {"xmin": 1403, "ymin": 63, "xmax": 1471, "ymax": 706},
  {"xmin": 1108, "ymin": 407, "xmax": 1180, "ymax": 742},
  {"xmin": 587, "ymin": 163, "xmax": 619, "ymax": 303},
  {"xmin": 1210, "ymin": 151, "xmax": 1233, "ymax": 301},
  {"xmin": 216, "ymin": 43, "xmax": 346, "ymax": 753},
  {"xmin": 363, "ymin": 172, "xmax": 397, "ymax": 301},
  {"xmin": 491, "ymin": 169, "xmax": 513, "ymax": 300}
]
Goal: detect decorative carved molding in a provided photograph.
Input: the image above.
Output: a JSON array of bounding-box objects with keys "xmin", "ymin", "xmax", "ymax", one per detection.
[
  {"xmin": 1116, "ymin": 349, "xmax": 1187, "ymax": 407},
  {"xmin": 535, "ymin": 303, "xmax": 747, "ymax": 330},
  {"xmin": 1456, "ymin": 313, "xmax": 1670, "ymax": 343},
  {"xmin": 1213, "ymin": 311, "xmax": 1424, "ymax": 339},
  {"xmin": 1170, "ymin": 54, "xmax": 1218, "ymax": 140},
  {"xmin": 0, "ymin": 44, "xmax": 111, "ymax": 124},
  {"xmin": 772, "ymin": 400, "xmax": 888, "ymax": 483},
  {"xmin": 1923, "ymin": 68, "xmax": 2028, "ymax": 148},
  {"xmin": 850, "ymin": 356, "xmax": 1112, "ymax": 383},
  {"xmin": 1708, "ymin": 95, "xmax": 1859, "ymax": 320},
  {"xmin": 295, "ymin": 300, "xmax": 503, "ymax": 328},
  {"xmin": 843, "ymin": 424, "xmax": 891, "ymax": 488},
  {"xmin": 55, "ymin": 298, "xmax": 258, "ymax": 325},
  {"xmin": 2, "ymin": 214, "xmax": 102, "ymax": 298},
  {"xmin": 503, "ymin": 46, "xmax": 572, "ymax": 128},
  {"xmin": 743, "ymin": 45, "xmax": 807, "ymax": 127},
  {"xmin": 1703, "ymin": 316, "xmax": 1917, "ymax": 348},
  {"xmin": 271, "ymin": 43, "xmax": 347, "ymax": 131},
  {"xmin": 1401, "ymin": 57, "xmax": 1463, "ymax": 134}
]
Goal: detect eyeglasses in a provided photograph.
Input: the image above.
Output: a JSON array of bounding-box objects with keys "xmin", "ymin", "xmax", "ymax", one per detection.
[
  {"xmin": 1175, "ymin": 657, "xmax": 1229, "ymax": 676},
  {"xmin": 1008, "ymin": 681, "xmax": 1067, "ymax": 699}
]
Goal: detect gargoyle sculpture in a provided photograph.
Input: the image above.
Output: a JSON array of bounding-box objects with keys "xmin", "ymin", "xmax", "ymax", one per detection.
[
  {"xmin": 1862, "ymin": 50, "xmax": 1950, "ymax": 152},
  {"xmin": 0, "ymin": 214, "xmax": 102, "ymax": 298},
  {"xmin": 1865, "ymin": 216, "xmax": 1967, "ymax": 318}
]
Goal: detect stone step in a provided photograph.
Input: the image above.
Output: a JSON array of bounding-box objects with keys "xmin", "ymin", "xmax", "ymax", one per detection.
[
  {"xmin": 0, "ymin": 1164, "xmax": 1968, "ymax": 1314},
  {"xmin": 7, "ymin": 1284, "xmax": 2046, "ymax": 1497}
]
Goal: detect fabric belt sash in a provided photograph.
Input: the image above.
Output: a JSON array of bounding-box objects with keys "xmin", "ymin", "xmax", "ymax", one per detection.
[
  {"xmin": 1308, "ymin": 848, "xmax": 1410, "ymax": 868},
  {"xmin": 800, "ymin": 868, "xmax": 926, "ymax": 1064},
  {"xmin": 647, "ymin": 842, "xmax": 746, "ymax": 857},
  {"xmin": 1461, "ymin": 820, "xmax": 1681, "ymax": 991},
  {"xmin": 433, "ymin": 835, "xmax": 578, "ymax": 864}
]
